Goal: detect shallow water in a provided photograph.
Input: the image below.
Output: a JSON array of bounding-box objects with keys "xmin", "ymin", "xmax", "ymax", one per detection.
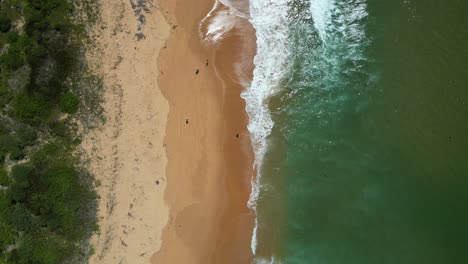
[{"xmin": 251, "ymin": 0, "xmax": 468, "ymax": 263}]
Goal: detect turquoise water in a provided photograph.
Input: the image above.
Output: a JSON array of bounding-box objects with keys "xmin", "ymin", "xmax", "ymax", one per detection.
[{"xmin": 252, "ymin": 0, "xmax": 468, "ymax": 263}]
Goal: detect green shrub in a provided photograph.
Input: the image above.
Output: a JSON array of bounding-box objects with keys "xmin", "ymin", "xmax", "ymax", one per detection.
[
  {"xmin": 43, "ymin": 165, "xmax": 81, "ymax": 236},
  {"xmin": 10, "ymin": 164, "xmax": 32, "ymax": 187},
  {"xmin": 0, "ymin": 167, "xmax": 9, "ymax": 186},
  {"xmin": 5, "ymin": 32, "xmax": 18, "ymax": 43},
  {"xmin": 0, "ymin": 124, "xmax": 7, "ymax": 135},
  {"xmin": 7, "ymin": 164, "xmax": 32, "ymax": 202},
  {"xmin": 6, "ymin": 184, "xmax": 26, "ymax": 203},
  {"xmin": 59, "ymin": 92, "xmax": 79, "ymax": 114},
  {"xmin": 16, "ymin": 127, "xmax": 37, "ymax": 147},
  {"xmin": 0, "ymin": 151, "xmax": 5, "ymax": 166},
  {"xmin": 0, "ymin": 193, "xmax": 16, "ymax": 251},
  {"xmin": 9, "ymin": 148, "xmax": 25, "ymax": 161},
  {"xmin": 0, "ymin": 222, "xmax": 15, "ymax": 252},
  {"xmin": 10, "ymin": 94, "xmax": 48, "ymax": 124},
  {"xmin": 16, "ymin": 231, "xmax": 71, "ymax": 264},
  {"xmin": 0, "ymin": 191, "xmax": 9, "ymax": 217},
  {"xmin": 50, "ymin": 121, "xmax": 67, "ymax": 137},
  {"xmin": 29, "ymin": 193, "xmax": 50, "ymax": 215},
  {"xmin": 0, "ymin": 44, "xmax": 24, "ymax": 71},
  {"xmin": 0, "ymin": 83, "xmax": 14, "ymax": 108},
  {"xmin": 8, "ymin": 204, "xmax": 34, "ymax": 232},
  {"xmin": 0, "ymin": 129, "xmax": 35, "ymax": 161},
  {"xmin": 0, "ymin": 14, "xmax": 11, "ymax": 33},
  {"xmin": 26, "ymin": 43, "xmax": 47, "ymax": 66},
  {"xmin": 0, "ymin": 135, "xmax": 14, "ymax": 152},
  {"xmin": 31, "ymin": 142, "xmax": 61, "ymax": 168}
]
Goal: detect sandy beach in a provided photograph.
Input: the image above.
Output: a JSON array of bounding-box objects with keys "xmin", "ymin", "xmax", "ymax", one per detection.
[
  {"xmin": 82, "ymin": 0, "xmax": 255, "ymax": 263},
  {"xmin": 81, "ymin": 0, "xmax": 170, "ymax": 263},
  {"xmin": 152, "ymin": 0, "xmax": 256, "ymax": 263}
]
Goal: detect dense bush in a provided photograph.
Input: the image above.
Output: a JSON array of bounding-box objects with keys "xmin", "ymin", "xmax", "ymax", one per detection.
[
  {"xmin": 0, "ymin": 13, "xmax": 11, "ymax": 33},
  {"xmin": 10, "ymin": 93, "xmax": 49, "ymax": 124},
  {"xmin": 7, "ymin": 164, "xmax": 33, "ymax": 202},
  {"xmin": 0, "ymin": 127, "xmax": 37, "ymax": 162},
  {"xmin": 0, "ymin": 167, "xmax": 8, "ymax": 186},
  {"xmin": 13, "ymin": 231, "xmax": 72, "ymax": 264},
  {"xmin": 1, "ymin": 0, "xmax": 78, "ymax": 120},
  {"xmin": 0, "ymin": 142, "xmax": 96, "ymax": 263},
  {"xmin": 4, "ymin": 31, "xmax": 18, "ymax": 42},
  {"xmin": 59, "ymin": 92, "xmax": 79, "ymax": 114},
  {"xmin": 0, "ymin": 135, "xmax": 14, "ymax": 154},
  {"xmin": 0, "ymin": 83, "xmax": 14, "ymax": 108},
  {"xmin": 8, "ymin": 148, "xmax": 25, "ymax": 161},
  {"xmin": 0, "ymin": 43, "xmax": 25, "ymax": 70},
  {"xmin": 49, "ymin": 121, "xmax": 67, "ymax": 137},
  {"xmin": 0, "ymin": 193, "xmax": 15, "ymax": 251},
  {"xmin": 16, "ymin": 127, "xmax": 37, "ymax": 147},
  {"xmin": 0, "ymin": 0, "xmax": 97, "ymax": 263}
]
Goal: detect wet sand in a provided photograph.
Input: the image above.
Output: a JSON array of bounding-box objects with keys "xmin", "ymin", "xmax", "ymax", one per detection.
[{"xmin": 152, "ymin": 0, "xmax": 256, "ymax": 263}]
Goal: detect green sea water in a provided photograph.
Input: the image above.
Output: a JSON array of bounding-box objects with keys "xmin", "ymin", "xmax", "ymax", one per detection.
[{"xmin": 253, "ymin": 0, "xmax": 468, "ymax": 263}]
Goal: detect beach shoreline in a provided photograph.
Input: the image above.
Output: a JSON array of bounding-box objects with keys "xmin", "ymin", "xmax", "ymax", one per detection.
[{"xmin": 152, "ymin": 0, "xmax": 256, "ymax": 263}]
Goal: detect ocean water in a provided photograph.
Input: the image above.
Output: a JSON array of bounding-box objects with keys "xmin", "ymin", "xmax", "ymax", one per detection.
[{"xmin": 249, "ymin": 0, "xmax": 468, "ymax": 263}]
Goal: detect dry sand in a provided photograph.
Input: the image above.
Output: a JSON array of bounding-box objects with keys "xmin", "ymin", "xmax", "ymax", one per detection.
[
  {"xmin": 152, "ymin": 0, "xmax": 256, "ymax": 263},
  {"xmin": 81, "ymin": 0, "xmax": 171, "ymax": 263},
  {"xmin": 82, "ymin": 0, "xmax": 255, "ymax": 262}
]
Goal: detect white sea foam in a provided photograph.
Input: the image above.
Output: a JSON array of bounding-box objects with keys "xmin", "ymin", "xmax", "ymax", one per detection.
[
  {"xmin": 309, "ymin": 0, "xmax": 335, "ymax": 41},
  {"xmin": 200, "ymin": 0, "xmax": 293, "ymax": 260},
  {"xmin": 200, "ymin": 0, "xmax": 251, "ymax": 43},
  {"xmin": 310, "ymin": 0, "xmax": 368, "ymax": 45},
  {"xmin": 245, "ymin": 0, "xmax": 290, "ymax": 257},
  {"xmin": 218, "ymin": 0, "xmax": 250, "ymax": 19},
  {"xmin": 306, "ymin": 0, "xmax": 369, "ymax": 94},
  {"xmin": 246, "ymin": 0, "xmax": 369, "ymax": 261},
  {"xmin": 201, "ymin": 1, "xmax": 238, "ymax": 43},
  {"xmin": 201, "ymin": 0, "xmax": 291, "ymax": 257},
  {"xmin": 255, "ymin": 256, "xmax": 282, "ymax": 264}
]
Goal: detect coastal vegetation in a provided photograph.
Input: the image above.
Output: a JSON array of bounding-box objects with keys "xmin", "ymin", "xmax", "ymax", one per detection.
[{"xmin": 0, "ymin": 0, "xmax": 100, "ymax": 263}]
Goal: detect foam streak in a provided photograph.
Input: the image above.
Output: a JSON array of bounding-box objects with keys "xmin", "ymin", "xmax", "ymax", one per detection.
[{"xmin": 245, "ymin": 0, "xmax": 290, "ymax": 258}]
